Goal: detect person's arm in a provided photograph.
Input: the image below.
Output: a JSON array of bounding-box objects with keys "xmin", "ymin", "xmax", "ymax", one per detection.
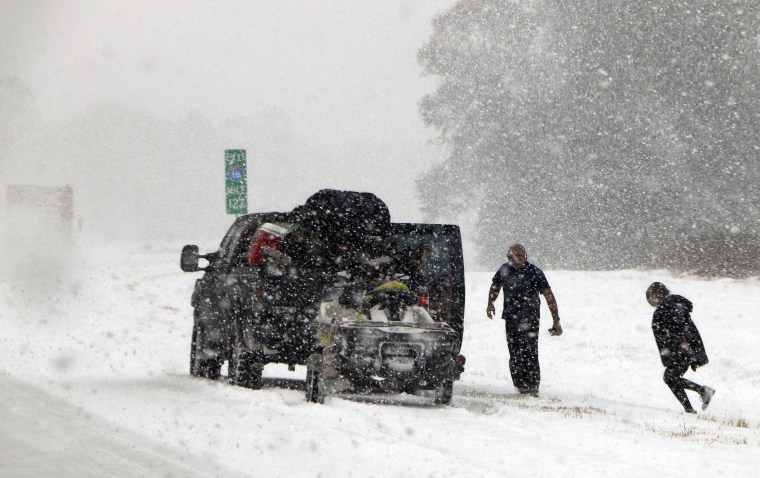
[
  {"xmin": 542, "ymin": 288, "xmax": 562, "ymax": 336},
  {"xmin": 486, "ymin": 282, "xmax": 500, "ymax": 319}
]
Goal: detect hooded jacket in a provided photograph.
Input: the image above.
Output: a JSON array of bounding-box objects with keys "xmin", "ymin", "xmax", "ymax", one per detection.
[{"xmin": 651, "ymin": 294, "xmax": 709, "ymax": 368}]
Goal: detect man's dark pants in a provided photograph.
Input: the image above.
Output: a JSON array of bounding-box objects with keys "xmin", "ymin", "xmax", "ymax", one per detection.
[{"xmin": 504, "ymin": 315, "xmax": 540, "ymax": 393}]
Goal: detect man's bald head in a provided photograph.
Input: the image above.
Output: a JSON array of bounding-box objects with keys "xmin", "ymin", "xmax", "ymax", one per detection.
[{"xmin": 507, "ymin": 244, "xmax": 527, "ymax": 268}]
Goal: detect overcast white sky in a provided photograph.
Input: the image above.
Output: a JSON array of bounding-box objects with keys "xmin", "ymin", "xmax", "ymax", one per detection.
[{"xmin": 1, "ymin": 0, "xmax": 457, "ymax": 144}]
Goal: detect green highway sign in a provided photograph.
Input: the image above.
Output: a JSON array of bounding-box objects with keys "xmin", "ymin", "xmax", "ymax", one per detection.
[{"xmin": 225, "ymin": 149, "xmax": 248, "ymax": 215}]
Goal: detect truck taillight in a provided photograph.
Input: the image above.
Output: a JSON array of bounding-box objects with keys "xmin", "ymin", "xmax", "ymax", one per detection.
[
  {"xmin": 455, "ymin": 354, "xmax": 466, "ymax": 367},
  {"xmin": 248, "ymin": 229, "xmax": 284, "ymax": 266},
  {"xmin": 418, "ymin": 295, "xmax": 428, "ymax": 306}
]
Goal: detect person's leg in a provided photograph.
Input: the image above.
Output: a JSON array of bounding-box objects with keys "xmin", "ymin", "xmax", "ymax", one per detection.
[
  {"xmin": 519, "ymin": 318, "xmax": 540, "ymax": 393},
  {"xmin": 679, "ymin": 367, "xmax": 715, "ymax": 410},
  {"xmin": 663, "ymin": 361, "xmax": 700, "ymax": 412},
  {"xmin": 681, "ymin": 377, "xmax": 705, "ymax": 394},
  {"xmin": 505, "ymin": 321, "xmax": 521, "ymax": 389},
  {"xmin": 506, "ymin": 319, "xmax": 540, "ymax": 393}
]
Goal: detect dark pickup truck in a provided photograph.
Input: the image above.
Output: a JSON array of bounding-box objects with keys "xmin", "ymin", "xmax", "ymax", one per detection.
[{"xmin": 180, "ymin": 189, "xmax": 465, "ymax": 402}]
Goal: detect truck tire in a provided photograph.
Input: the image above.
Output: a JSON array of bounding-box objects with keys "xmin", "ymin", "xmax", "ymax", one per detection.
[
  {"xmin": 434, "ymin": 379, "xmax": 453, "ymax": 405},
  {"xmin": 305, "ymin": 354, "xmax": 325, "ymax": 404},
  {"xmin": 190, "ymin": 323, "xmax": 222, "ymax": 379},
  {"xmin": 229, "ymin": 325, "xmax": 263, "ymax": 389}
]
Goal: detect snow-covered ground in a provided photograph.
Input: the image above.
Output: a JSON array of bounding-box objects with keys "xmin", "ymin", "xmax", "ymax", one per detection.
[{"xmin": 2, "ymin": 241, "xmax": 759, "ymax": 477}]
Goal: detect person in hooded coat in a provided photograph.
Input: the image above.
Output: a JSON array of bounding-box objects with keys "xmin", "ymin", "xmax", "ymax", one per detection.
[{"xmin": 646, "ymin": 282, "xmax": 715, "ymax": 414}]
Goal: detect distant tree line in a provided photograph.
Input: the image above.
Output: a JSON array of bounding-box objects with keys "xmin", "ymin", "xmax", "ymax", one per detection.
[{"xmin": 416, "ymin": 0, "xmax": 760, "ymax": 277}]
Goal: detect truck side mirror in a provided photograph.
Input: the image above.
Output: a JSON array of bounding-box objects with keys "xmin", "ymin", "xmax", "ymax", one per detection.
[{"xmin": 181, "ymin": 245, "xmax": 201, "ymax": 272}]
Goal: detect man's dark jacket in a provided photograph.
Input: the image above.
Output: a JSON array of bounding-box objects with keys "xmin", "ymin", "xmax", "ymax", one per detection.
[{"xmin": 651, "ymin": 294, "xmax": 709, "ymax": 369}]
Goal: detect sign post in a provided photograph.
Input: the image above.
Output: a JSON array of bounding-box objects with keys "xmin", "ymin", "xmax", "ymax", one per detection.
[{"xmin": 225, "ymin": 149, "xmax": 248, "ymax": 215}]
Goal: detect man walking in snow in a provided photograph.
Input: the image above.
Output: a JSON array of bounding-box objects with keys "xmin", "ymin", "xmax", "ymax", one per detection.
[
  {"xmin": 646, "ymin": 282, "xmax": 715, "ymax": 414},
  {"xmin": 486, "ymin": 244, "xmax": 562, "ymax": 396}
]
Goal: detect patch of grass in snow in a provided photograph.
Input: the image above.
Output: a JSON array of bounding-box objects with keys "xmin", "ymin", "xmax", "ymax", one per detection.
[
  {"xmin": 685, "ymin": 414, "xmax": 755, "ymax": 431},
  {"xmin": 511, "ymin": 401, "xmax": 610, "ymax": 419},
  {"xmin": 723, "ymin": 417, "xmax": 750, "ymax": 429},
  {"xmin": 639, "ymin": 417, "xmax": 752, "ymax": 446}
]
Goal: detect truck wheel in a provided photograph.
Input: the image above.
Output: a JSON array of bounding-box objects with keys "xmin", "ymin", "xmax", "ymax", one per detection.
[
  {"xmin": 190, "ymin": 323, "xmax": 222, "ymax": 379},
  {"xmin": 229, "ymin": 326, "xmax": 263, "ymax": 389},
  {"xmin": 305, "ymin": 355, "xmax": 325, "ymax": 404},
  {"xmin": 434, "ymin": 379, "xmax": 453, "ymax": 405}
]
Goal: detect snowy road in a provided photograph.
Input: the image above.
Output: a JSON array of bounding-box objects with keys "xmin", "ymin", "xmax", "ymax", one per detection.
[
  {"xmin": 2, "ymin": 243, "xmax": 759, "ymax": 477},
  {"xmin": 0, "ymin": 374, "xmax": 241, "ymax": 477}
]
